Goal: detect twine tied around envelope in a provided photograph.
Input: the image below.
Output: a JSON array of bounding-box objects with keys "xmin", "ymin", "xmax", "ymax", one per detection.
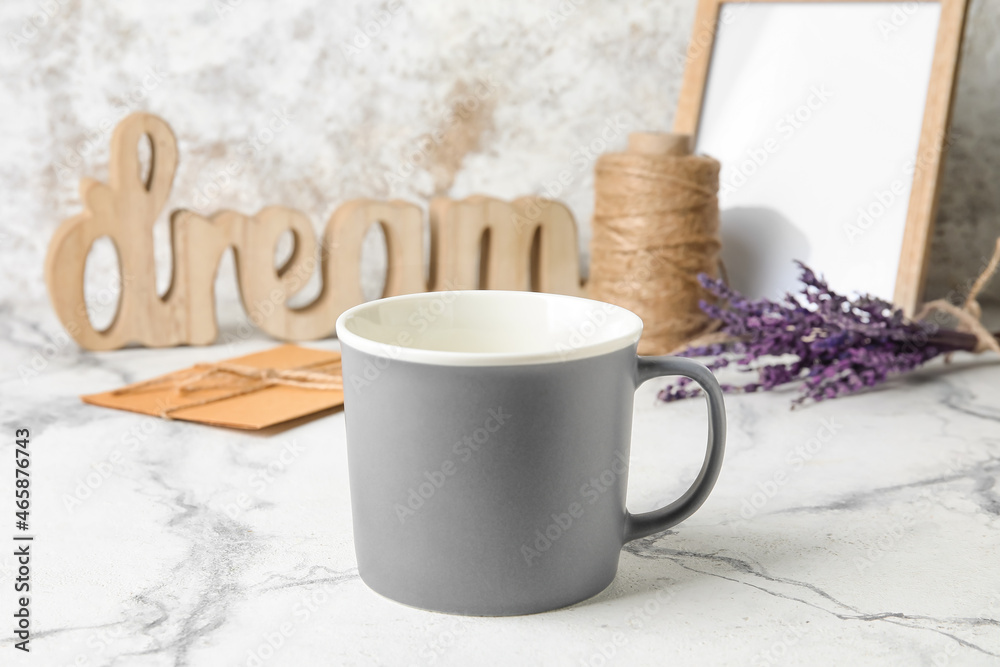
[{"xmin": 113, "ymin": 358, "xmax": 343, "ymax": 419}]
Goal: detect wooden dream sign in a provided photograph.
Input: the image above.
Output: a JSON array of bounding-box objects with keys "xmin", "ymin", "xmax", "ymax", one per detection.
[{"xmin": 45, "ymin": 112, "xmax": 584, "ymax": 350}]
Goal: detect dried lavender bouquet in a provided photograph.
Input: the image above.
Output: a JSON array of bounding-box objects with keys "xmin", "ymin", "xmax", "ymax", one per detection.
[{"xmin": 660, "ymin": 260, "xmax": 1000, "ymax": 407}]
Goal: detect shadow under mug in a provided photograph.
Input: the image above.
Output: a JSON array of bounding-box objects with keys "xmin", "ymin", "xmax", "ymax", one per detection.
[{"xmin": 336, "ymin": 290, "xmax": 726, "ymax": 616}]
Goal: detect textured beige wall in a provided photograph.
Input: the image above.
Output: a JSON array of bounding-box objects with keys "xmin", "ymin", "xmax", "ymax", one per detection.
[{"xmin": 1, "ymin": 0, "xmax": 997, "ymax": 326}]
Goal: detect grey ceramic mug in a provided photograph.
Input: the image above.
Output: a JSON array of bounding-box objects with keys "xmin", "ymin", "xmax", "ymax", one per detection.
[{"xmin": 336, "ymin": 290, "xmax": 725, "ymax": 616}]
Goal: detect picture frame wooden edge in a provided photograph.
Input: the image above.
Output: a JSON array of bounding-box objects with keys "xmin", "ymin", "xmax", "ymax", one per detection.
[{"xmin": 673, "ymin": 0, "xmax": 970, "ymax": 314}]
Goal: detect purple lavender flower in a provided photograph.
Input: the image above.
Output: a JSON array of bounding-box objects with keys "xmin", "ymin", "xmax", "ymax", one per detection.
[{"xmin": 659, "ymin": 262, "xmax": 982, "ymax": 407}]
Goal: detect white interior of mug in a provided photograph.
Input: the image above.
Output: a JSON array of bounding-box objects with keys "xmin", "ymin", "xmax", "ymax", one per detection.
[{"xmin": 336, "ymin": 291, "xmax": 643, "ymax": 366}]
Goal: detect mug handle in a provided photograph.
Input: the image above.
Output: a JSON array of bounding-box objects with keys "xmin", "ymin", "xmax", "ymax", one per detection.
[{"xmin": 623, "ymin": 356, "xmax": 727, "ymax": 543}]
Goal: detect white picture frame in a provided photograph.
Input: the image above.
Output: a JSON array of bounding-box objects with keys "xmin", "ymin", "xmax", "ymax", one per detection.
[{"xmin": 674, "ymin": 0, "xmax": 968, "ymax": 312}]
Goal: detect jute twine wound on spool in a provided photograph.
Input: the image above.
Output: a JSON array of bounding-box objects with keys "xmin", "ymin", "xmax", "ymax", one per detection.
[{"xmin": 588, "ymin": 132, "xmax": 722, "ymax": 355}]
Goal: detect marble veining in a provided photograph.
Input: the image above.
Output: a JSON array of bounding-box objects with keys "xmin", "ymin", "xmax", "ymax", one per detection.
[
  {"xmin": 2, "ymin": 1, "xmax": 1000, "ymax": 663},
  {"xmin": 0, "ymin": 299, "xmax": 998, "ymax": 665}
]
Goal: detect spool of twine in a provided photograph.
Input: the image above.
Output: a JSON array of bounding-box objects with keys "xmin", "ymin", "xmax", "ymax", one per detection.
[{"xmin": 588, "ymin": 132, "xmax": 722, "ymax": 355}]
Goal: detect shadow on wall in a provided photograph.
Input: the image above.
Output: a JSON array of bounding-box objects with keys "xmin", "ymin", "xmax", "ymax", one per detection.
[{"xmin": 719, "ymin": 207, "xmax": 810, "ymax": 300}]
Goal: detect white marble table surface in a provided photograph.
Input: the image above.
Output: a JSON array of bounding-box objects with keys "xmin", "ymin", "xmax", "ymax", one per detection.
[{"xmin": 2, "ymin": 302, "xmax": 999, "ymax": 667}]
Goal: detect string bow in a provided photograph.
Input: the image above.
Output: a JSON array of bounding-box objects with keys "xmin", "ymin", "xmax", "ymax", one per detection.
[{"xmin": 113, "ymin": 358, "xmax": 343, "ymax": 419}]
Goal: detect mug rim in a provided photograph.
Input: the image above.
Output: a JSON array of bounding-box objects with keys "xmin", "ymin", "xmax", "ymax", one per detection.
[{"xmin": 335, "ymin": 290, "xmax": 644, "ymax": 367}]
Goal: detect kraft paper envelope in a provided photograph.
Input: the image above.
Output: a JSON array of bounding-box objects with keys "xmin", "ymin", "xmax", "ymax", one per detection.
[{"xmin": 82, "ymin": 344, "xmax": 344, "ymax": 430}]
